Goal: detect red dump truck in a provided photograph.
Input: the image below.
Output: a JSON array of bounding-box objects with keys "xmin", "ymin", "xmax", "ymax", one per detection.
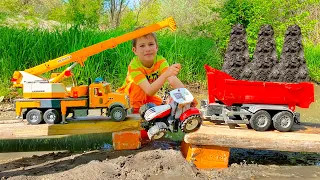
[{"xmin": 200, "ymin": 65, "xmax": 315, "ymax": 132}]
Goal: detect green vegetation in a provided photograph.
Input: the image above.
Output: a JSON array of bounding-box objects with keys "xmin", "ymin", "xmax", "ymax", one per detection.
[
  {"xmin": 0, "ymin": 26, "xmax": 221, "ymax": 97},
  {"xmin": 0, "ymin": 133, "xmax": 112, "ymax": 152},
  {"xmin": 0, "ymin": 131, "xmax": 185, "ymax": 152},
  {"xmin": 305, "ymin": 45, "xmax": 320, "ymax": 82}
]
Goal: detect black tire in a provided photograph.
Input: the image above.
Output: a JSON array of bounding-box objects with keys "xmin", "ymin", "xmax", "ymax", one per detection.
[
  {"xmin": 110, "ymin": 107, "xmax": 126, "ymax": 121},
  {"xmin": 249, "ymin": 110, "xmax": 271, "ymax": 131},
  {"xmin": 246, "ymin": 124, "xmax": 253, "ymax": 129},
  {"xmin": 26, "ymin": 109, "xmax": 43, "ymax": 125},
  {"xmin": 273, "ymin": 111, "xmax": 294, "ymax": 132},
  {"xmin": 181, "ymin": 115, "xmax": 202, "ymax": 133},
  {"xmin": 139, "ymin": 103, "xmax": 156, "ymax": 119},
  {"xmin": 43, "ymin": 109, "xmax": 62, "ymax": 124}
]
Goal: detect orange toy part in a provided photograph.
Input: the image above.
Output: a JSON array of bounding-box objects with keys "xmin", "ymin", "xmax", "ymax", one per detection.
[
  {"xmin": 112, "ymin": 131, "xmax": 141, "ymax": 150},
  {"xmin": 181, "ymin": 140, "xmax": 230, "ymax": 169}
]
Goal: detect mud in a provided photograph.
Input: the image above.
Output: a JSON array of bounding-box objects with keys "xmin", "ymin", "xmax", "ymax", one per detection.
[
  {"xmin": 222, "ymin": 24, "xmax": 250, "ymax": 79},
  {"xmin": 0, "ymin": 104, "xmax": 15, "ymax": 121},
  {"xmin": 241, "ymin": 25, "xmax": 278, "ymax": 81},
  {"xmin": 269, "ymin": 25, "xmax": 310, "ymax": 82},
  {"xmin": 0, "ymin": 141, "xmax": 319, "ymax": 180},
  {"xmin": 223, "ymin": 24, "xmax": 312, "ymax": 83}
]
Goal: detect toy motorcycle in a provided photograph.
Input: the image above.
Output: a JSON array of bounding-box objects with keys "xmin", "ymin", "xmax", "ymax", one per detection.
[{"xmin": 139, "ymin": 88, "xmax": 202, "ymax": 140}]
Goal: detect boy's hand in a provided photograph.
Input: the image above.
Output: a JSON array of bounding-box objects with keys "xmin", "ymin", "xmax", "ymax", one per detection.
[
  {"xmin": 191, "ymin": 98, "xmax": 198, "ymax": 107},
  {"xmin": 164, "ymin": 64, "xmax": 181, "ymax": 78}
]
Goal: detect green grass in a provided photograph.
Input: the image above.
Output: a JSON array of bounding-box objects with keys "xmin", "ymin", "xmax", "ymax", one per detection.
[
  {"xmin": 0, "ymin": 131, "xmax": 186, "ymax": 152},
  {"xmin": 305, "ymin": 45, "xmax": 320, "ymax": 83},
  {"xmin": 0, "ymin": 133, "xmax": 112, "ymax": 153}
]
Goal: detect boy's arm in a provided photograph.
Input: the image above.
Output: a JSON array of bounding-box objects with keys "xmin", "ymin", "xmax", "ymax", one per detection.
[
  {"xmin": 167, "ymin": 76, "xmax": 184, "ymax": 89},
  {"xmin": 139, "ymin": 75, "xmax": 167, "ymax": 96},
  {"xmin": 138, "ymin": 64, "xmax": 181, "ymax": 96}
]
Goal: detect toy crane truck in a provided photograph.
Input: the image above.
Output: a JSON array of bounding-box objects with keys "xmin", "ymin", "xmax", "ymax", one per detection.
[
  {"xmin": 11, "ymin": 17, "xmax": 177, "ymax": 125},
  {"xmin": 200, "ymin": 65, "xmax": 314, "ymax": 132}
]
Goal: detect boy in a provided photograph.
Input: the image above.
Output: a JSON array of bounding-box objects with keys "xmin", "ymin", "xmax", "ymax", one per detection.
[{"xmin": 117, "ymin": 31, "xmax": 185, "ymax": 113}]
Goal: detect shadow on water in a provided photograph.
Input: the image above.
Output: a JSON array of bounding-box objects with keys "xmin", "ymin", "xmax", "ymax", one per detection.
[{"xmin": 229, "ymin": 148, "xmax": 320, "ymax": 166}]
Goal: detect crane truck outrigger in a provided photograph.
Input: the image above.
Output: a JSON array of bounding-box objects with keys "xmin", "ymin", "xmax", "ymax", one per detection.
[{"xmin": 11, "ymin": 17, "xmax": 177, "ymax": 125}]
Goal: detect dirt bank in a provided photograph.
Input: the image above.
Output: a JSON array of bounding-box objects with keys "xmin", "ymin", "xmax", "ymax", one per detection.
[{"xmin": 0, "ymin": 141, "xmax": 319, "ymax": 180}]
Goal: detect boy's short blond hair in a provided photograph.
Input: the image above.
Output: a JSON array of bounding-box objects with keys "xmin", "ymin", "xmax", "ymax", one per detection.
[{"xmin": 132, "ymin": 27, "xmax": 158, "ymax": 47}]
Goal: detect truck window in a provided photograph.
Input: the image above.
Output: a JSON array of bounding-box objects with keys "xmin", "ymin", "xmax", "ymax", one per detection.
[{"xmin": 94, "ymin": 88, "xmax": 103, "ymax": 96}]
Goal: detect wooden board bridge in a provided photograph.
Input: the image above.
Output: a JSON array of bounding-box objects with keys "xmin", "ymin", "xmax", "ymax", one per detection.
[
  {"xmin": 0, "ymin": 115, "xmax": 142, "ymax": 140},
  {"xmin": 0, "ymin": 116, "xmax": 319, "ymax": 169},
  {"xmin": 181, "ymin": 121, "xmax": 320, "ymax": 168}
]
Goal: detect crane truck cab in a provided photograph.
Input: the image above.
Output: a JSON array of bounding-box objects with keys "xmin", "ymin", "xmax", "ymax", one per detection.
[{"xmin": 88, "ymin": 79, "xmax": 131, "ymax": 121}]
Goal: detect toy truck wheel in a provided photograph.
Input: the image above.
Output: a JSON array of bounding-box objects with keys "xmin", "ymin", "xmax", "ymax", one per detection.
[
  {"xmin": 249, "ymin": 110, "xmax": 271, "ymax": 131},
  {"xmin": 26, "ymin": 109, "xmax": 43, "ymax": 125},
  {"xmin": 181, "ymin": 115, "xmax": 202, "ymax": 133},
  {"xmin": 273, "ymin": 111, "xmax": 294, "ymax": 132},
  {"xmin": 110, "ymin": 107, "xmax": 126, "ymax": 121},
  {"xmin": 246, "ymin": 124, "xmax": 253, "ymax": 129},
  {"xmin": 43, "ymin": 109, "xmax": 62, "ymax": 124},
  {"xmin": 147, "ymin": 122, "xmax": 167, "ymax": 140},
  {"xmin": 139, "ymin": 103, "xmax": 156, "ymax": 119}
]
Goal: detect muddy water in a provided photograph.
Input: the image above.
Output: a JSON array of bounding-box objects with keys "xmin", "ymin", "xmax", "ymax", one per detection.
[
  {"xmin": 295, "ymin": 83, "xmax": 320, "ymax": 123},
  {"xmin": 0, "ymin": 151, "xmax": 66, "ymax": 163}
]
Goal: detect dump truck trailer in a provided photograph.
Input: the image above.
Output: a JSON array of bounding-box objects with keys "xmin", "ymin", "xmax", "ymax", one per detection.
[{"xmin": 200, "ymin": 64, "xmax": 314, "ymax": 132}]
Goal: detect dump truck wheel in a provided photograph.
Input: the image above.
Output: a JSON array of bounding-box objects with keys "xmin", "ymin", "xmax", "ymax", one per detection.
[
  {"xmin": 181, "ymin": 115, "xmax": 202, "ymax": 133},
  {"xmin": 43, "ymin": 109, "xmax": 61, "ymax": 124},
  {"xmin": 273, "ymin": 111, "xmax": 294, "ymax": 132},
  {"xmin": 26, "ymin": 109, "xmax": 43, "ymax": 125},
  {"xmin": 110, "ymin": 107, "xmax": 126, "ymax": 121},
  {"xmin": 249, "ymin": 110, "xmax": 271, "ymax": 131},
  {"xmin": 139, "ymin": 103, "xmax": 156, "ymax": 119},
  {"xmin": 147, "ymin": 122, "xmax": 167, "ymax": 140}
]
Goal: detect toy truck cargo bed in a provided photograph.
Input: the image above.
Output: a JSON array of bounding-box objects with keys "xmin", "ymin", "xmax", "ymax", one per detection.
[{"xmin": 204, "ymin": 65, "xmax": 314, "ymax": 109}]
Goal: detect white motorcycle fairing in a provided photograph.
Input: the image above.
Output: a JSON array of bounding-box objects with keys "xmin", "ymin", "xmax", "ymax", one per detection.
[{"xmin": 144, "ymin": 104, "xmax": 171, "ymax": 121}]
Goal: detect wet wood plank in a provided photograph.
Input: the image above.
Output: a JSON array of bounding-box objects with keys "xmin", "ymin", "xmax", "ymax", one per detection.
[
  {"xmin": 184, "ymin": 121, "xmax": 320, "ymax": 153},
  {"xmin": 0, "ymin": 114, "xmax": 142, "ymax": 140}
]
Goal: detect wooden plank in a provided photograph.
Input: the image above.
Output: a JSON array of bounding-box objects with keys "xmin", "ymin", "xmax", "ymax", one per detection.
[
  {"xmin": 0, "ymin": 115, "xmax": 142, "ymax": 140},
  {"xmin": 184, "ymin": 121, "xmax": 320, "ymax": 153}
]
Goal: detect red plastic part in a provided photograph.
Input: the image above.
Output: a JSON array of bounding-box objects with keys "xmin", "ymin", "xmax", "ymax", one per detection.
[
  {"xmin": 73, "ymin": 91, "xmax": 78, "ymax": 98},
  {"xmin": 179, "ymin": 107, "xmax": 200, "ymax": 121},
  {"xmin": 204, "ymin": 65, "xmax": 314, "ymax": 109},
  {"xmin": 64, "ymin": 70, "xmax": 72, "ymax": 77},
  {"xmin": 154, "ymin": 109, "xmax": 171, "ymax": 119},
  {"xmin": 140, "ymin": 129, "xmax": 148, "ymax": 139}
]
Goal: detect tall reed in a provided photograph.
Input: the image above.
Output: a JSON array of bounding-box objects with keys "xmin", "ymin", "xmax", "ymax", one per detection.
[{"xmin": 0, "ymin": 27, "xmax": 221, "ymax": 96}]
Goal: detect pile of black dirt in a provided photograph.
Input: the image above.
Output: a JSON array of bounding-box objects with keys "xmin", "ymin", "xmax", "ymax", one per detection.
[
  {"xmin": 269, "ymin": 25, "xmax": 310, "ymax": 82},
  {"xmin": 222, "ymin": 24, "xmax": 250, "ymax": 79},
  {"xmin": 240, "ymin": 25, "xmax": 278, "ymax": 81}
]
